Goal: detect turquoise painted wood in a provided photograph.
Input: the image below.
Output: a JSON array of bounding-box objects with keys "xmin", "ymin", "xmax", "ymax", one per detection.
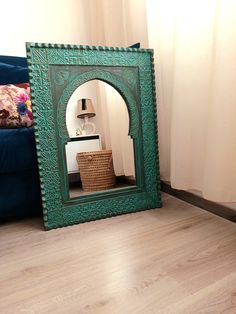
[{"xmin": 26, "ymin": 43, "xmax": 161, "ymax": 230}]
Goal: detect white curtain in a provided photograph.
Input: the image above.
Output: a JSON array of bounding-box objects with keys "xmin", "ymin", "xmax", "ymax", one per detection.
[
  {"xmin": 86, "ymin": 0, "xmax": 236, "ymax": 201},
  {"xmin": 147, "ymin": 0, "xmax": 236, "ymax": 202}
]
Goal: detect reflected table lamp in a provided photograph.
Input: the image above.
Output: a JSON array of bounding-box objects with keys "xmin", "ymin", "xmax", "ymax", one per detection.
[{"xmin": 76, "ymin": 98, "xmax": 96, "ymax": 135}]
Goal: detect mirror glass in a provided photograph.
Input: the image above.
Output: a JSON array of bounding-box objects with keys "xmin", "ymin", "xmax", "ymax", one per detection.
[{"xmin": 65, "ymin": 80, "xmax": 136, "ymax": 199}]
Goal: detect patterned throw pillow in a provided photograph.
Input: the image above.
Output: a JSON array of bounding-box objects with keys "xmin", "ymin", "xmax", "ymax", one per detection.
[{"xmin": 0, "ymin": 84, "xmax": 33, "ymax": 128}]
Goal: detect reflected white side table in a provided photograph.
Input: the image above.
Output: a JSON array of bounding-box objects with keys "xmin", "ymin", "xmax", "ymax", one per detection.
[{"xmin": 65, "ymin": 134, "xmax": 101, "ymax": 173}]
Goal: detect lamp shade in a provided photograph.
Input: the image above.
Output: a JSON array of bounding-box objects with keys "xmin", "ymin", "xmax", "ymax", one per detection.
[{"xmin": 77, "ymin": 98, "xmax": 96, "ymax": 118}]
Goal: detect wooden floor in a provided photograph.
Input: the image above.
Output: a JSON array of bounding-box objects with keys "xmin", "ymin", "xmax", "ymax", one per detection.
[{"xmin": 0, "ymin": 193, "xmax": 236, "ymax": 314}]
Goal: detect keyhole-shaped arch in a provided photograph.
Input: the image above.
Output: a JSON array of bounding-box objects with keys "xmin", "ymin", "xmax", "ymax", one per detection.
[{"xmin": 57, "ymin": 69, "xmax": 140, "ymax": 144}]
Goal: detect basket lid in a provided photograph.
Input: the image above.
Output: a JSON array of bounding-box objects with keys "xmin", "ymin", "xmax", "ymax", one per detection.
[{"xmin": 77, "ymin": 150, "xmax": 112, "ymax": 157}]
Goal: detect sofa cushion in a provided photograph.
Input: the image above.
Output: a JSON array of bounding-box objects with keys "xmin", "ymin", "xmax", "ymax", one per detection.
[
  {"xmin": 0, "ymin": 128, "xmax": 38, "ymax": 174},
  {"xmin": 0, "ymin": 84, "xmax": 33, "ymax": 128},
  {"xmin": 0, "ymin": 56, "xmax": 28, "ymax": 84}
]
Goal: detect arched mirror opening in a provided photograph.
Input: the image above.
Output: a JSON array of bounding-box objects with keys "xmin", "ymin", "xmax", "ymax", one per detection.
[{"xmin": 65, "ymin": 80, "xmax": 136, "ymax": 199}]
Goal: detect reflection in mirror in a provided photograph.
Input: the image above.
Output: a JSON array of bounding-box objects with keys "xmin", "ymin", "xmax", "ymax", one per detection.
[{"xmin": 65, "ymin": 80, "xmax": 136, "ymax": 199}]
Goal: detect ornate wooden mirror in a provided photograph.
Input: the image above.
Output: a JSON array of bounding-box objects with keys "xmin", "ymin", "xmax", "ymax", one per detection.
[{"xmin": 26, "ymin": 43, "xmax": 161, "ymax": 230}]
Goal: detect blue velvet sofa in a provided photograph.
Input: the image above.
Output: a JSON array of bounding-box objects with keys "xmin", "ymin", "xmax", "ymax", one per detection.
[{"xmin": 0, "ymin": 56, "xmax": 42, "ymax": 220}]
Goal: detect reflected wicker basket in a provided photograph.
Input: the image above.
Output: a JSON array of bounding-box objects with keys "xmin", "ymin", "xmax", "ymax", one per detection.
[{"xmin": 76, "ymin": 150, "xmax": 116, "ymax": 192}]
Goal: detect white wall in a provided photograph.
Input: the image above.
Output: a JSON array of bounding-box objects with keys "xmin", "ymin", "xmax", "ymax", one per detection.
[{"xmin": 0, "ymin": 0, "xmax": 92, "ymax": 56}]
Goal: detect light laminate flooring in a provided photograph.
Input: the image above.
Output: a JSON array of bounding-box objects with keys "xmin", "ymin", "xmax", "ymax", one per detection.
[{"xmin": 0, "ymin": 193, "xmax": 236, "ymax": 314}]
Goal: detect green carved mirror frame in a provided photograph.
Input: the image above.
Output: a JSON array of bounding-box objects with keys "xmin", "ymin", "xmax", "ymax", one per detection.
[{"xmin": 26, "ymin": 42, "xmax": 161, "ymax": 230}]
